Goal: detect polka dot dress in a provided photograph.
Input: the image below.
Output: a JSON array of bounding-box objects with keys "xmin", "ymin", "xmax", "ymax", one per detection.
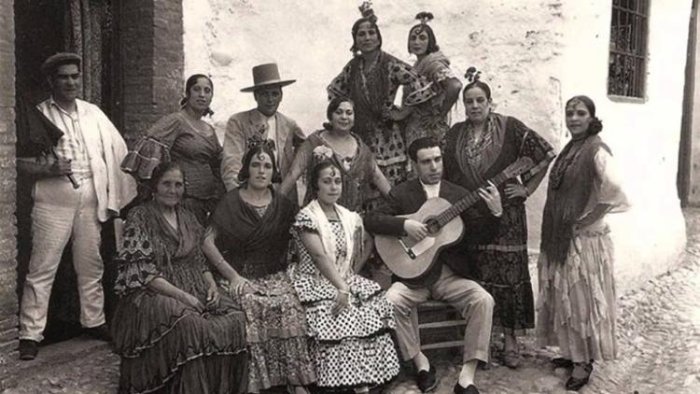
[{"xmin": 290, "ymin": 211, "xmax": 400, "ymax": 389}]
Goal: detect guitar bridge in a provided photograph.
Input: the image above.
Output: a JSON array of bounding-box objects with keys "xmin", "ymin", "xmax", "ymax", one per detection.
[{"xmin": 398, "ymin": 239, "xmax": 417, "ymax": 259}]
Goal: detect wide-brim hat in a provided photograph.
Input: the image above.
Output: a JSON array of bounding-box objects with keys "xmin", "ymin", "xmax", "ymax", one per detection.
[
  {"xmin": 41, "ymin": 52, "xmax": 82, "ymax": 76},
  {"xmin": 240, "ymin": 63, "xmax": 296, "ymax": 92}
]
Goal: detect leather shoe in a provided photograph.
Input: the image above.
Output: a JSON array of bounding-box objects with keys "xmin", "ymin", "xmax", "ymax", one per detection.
[
  {"xmin": 18, "ymin": 339, "xmax": 38, "ymax": 360},
  {"xmin": 416, "ymin": 365, "xmax": 438, "ymax": 393},
  {"xmin": 565, "ymin": 362, "xmax": 593, "ymax": 391},
  {"xmin": 85, "ymin": 324, "xmax": 112, "ymax": 342},
  {"xmin": 552, "ymin": 357, "xmax": 574, "ymax": 368},
  {"xmin": 453, "ymin": 383, "xmax": 479, "ymax": 394}
]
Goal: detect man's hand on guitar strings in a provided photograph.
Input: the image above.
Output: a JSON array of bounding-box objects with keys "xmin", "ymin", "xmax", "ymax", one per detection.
[
  {"xmin": 404, "ymin": 219, "xmax": 429, "ymax": 241},
  {"xmin": 478, "ymin": 181, "xmax": 503, "ymax": 217}
]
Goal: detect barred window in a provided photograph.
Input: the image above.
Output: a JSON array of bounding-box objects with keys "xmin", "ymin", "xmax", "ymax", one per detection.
[{"xmin": 608, "ymin": 0, "xmax": 650, "ymax": 98}]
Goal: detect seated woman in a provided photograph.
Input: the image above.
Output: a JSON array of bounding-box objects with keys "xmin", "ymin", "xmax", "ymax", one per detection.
[
  {"xmin": 111, "ymin": 162, "xmax": 248, "ymax": 394},
  {"xmin": 279, "ymin": 97, "xmax": 390, "ymax": 213},
  {"xmin": 289, "ymin": 156, "xmax": 399, "ymax": 393},
  {"xmin": 202, "ymin": 142, "xmax": 316, "ymax": 394}
]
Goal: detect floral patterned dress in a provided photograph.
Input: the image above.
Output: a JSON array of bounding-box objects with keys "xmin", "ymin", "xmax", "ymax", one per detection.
[
  {"xmin": 211, "ymin": 189, "xmax": 316, "ymax": 393},
  {"xmin": 289, "ymin": 202, "xmax": 399, "ymax": 389},
  {"xmin": 404, "ymin": 50, "xmax": 458, "ymax": 147},
  {"xmin": 111, "ymin": 202, "xmax": 248, "ymax": 394},
  {"xmin": 328, "ymin": 51, "xmax": 434, "ymax": 201},
  {"xmin": 443, "ymin": 113, "xmax": 556, "ymax": 334}
]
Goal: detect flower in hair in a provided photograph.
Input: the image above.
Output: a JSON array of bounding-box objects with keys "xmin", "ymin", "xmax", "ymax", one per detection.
[
  {"xmin": 312, "ymin": 145, "xmax": 334, "ymax": 161},
  {"xmin": 358, "ymin": 1, "xmax": 377, "ymax": 23},
  {"xmin": 247, "ymin": 134, "xmax": 276, "ymax": 152},
  {"xmin": 465, "ymin": 66, "xmax": 481, "ymax": 82},
  {"xmin": 415, "ymin": 11, "xmax": 434, "ymax": 25}
]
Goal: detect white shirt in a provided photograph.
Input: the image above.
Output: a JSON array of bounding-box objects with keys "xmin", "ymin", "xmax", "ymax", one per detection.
[
  {"xmin": 265, "ymin": 115, "xmax": 280, "ymax": 166},
  {"xmin": 420, "ymin": 179, "xmax": 441, "ymax": 199}
]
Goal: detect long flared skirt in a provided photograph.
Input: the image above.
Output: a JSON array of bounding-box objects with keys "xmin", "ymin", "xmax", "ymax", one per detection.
[{"xmin": 536, "ymin": 231, "xmax": 618, "ymax": 363}]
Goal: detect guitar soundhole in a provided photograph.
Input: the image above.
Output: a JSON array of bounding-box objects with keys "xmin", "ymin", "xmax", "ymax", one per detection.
[{"xmin": 424, "ymin": 218, "xmax": 441, "ymax": 235}]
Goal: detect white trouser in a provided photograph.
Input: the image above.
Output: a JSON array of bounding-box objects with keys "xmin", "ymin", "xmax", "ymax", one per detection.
[{"xmin": 19, "ymin": 176, "xmax": 105, "ymax": 342}]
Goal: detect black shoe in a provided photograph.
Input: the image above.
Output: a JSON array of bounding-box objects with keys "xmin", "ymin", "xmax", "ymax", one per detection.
[
  {"xmin": 552, "ymin": 357, "xmax": 574, "ymax": 368},
  {"xmin": 453, "ymin": 383, "xmax": 479, "ymax": 394},
  {"xmin": 18, "ymin": 339, "xmax": 38, "ymax": 360},
  {"xmin": 416, "ymin": 365, "xmax": 438, "ymax": 393},
  {"xmin": 84, "ymin": 324, "xmax": 112, "ymax": 342},
  {"xmin": 565, "ymin": 362, "xmax": 593, "ymax": 391}
]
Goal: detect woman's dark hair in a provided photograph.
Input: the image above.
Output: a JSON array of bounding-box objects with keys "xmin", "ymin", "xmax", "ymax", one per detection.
[
  {"xmin": 179, "ymin": 74, "xmax": 214, "ymax": 116},
  {"xmin": 148, "ymin": 161, "xmax": 184, "ymax": 194},
  {"xmin": 566, "ymin": 95, "xmax": 603, "ymax": 135},
  {"xmin": 237, "ymin": 142, "xmax": 282, "ymax": 184},
  {"xmin": 462, "ymin": 67, "xmax": 492, "ymax": 101},
  {"xmin": 407, "ymin": 24, "xmax": 439, "ymax": 55},
  {"xmin": 351, "ymin": 18, "xmax": 383, "ymax": 53},
  {"xmin": 323, "ymin": 97, "xmax": 355, "ymax": 131},
  {"xmin": 308, "ymin": 160, "xmax": 343, "ymax": 196},
  {"xmin": 463, "ymin": 80, "xmax": 492, "ymax": 101}
]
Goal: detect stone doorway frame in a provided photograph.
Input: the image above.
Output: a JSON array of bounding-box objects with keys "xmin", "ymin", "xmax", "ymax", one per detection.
[{"xmin": 0, "ymin": 0, "xmax": 185, "ymax": 388}]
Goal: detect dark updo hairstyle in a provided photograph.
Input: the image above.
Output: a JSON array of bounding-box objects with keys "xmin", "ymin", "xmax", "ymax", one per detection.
[
  {"xmin": 180, "ymin": 74, "xmax": 214, "ymax": 116},
  {"xmin": 237, "ymin": 142, "xmax": 282, "ymax": 185},
  {"xmin": 408, "ymin": 136, "xmax": 440, "ymax": 162},
  {"xmin": 565, "ymin": 95, "xmax": 603, "ymax": 135},
  {"xmin": 407, "ymin": 12, "xmax": 439, "ymax": 55},
  {"xmin": 462, "ymin": 66, "xmax": 492, "ymax": 101},
  {"xmin": 323, "ymin": 97, "xmax": 355, "ymax": 131},
  {"xmin": 307, "ymin": 159, "xmax": 343, "ymax": 197},
  {"xmin": 351, "ymin": 3, "xmax": 383, "ymax": 53},
  {"xmin": 148, "ymin": 161, "xmax": 184, "ymax": 195}
]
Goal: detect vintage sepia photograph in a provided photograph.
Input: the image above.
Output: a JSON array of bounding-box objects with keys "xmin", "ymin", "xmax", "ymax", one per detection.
[{"xmin": 0, "ymin": 0, "xmax": 698, "ymax": 393}]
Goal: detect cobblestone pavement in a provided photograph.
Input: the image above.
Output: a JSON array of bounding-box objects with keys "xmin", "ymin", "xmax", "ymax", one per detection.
[{"xmin": 4, "ymin": 211, "xmax": 700, "ymax": 394}]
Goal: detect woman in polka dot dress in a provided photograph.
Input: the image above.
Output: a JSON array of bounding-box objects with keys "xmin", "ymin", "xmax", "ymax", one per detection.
[{"xmin": 289, "ymin": 159, "xmax": 399, "ymax": 393}]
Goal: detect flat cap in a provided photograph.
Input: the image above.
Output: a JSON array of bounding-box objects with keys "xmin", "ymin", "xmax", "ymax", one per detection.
[{"xmin": 41, "ymin": 52, "xmax": 82, "ymax": 76}]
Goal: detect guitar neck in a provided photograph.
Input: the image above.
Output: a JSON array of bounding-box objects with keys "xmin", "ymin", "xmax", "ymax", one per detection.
[{"xmin": 435, "ymin": 172, "xmax": 511, "ymax": 226}]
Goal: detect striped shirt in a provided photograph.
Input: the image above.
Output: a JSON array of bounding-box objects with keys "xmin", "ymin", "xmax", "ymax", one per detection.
[{"xmin": 37, "ymin": 98, "xmax": 92, "ymax": 181}]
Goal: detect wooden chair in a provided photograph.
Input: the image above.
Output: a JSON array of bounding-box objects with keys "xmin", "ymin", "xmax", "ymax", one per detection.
[{"xmin": 418, "ymin": 300, "xmax": 466, "ymax": 352}]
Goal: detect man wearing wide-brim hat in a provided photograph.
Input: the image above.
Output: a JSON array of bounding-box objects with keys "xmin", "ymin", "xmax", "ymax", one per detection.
[{"xmin": 221, "ymin": 63, "xmax": 305, "ymax": 191}]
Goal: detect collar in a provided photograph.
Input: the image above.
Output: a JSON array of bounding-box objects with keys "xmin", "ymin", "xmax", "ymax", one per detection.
[
  {"xmin": 419, "ymin": 178, "xmax": 441, "ymax": 198},
  {"xmin": 49, "ymin": 96, "xmax": 84, "ymax": 117}
]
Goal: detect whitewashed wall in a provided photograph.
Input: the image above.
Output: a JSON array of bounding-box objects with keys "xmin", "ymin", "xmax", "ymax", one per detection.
[
  {"xmin": 183, "ymin": 0, "xmax": 690, "ymax": 293},
  {"xmin": 559, "ymin": 0, "xmax": 690, "ymax": 292}
]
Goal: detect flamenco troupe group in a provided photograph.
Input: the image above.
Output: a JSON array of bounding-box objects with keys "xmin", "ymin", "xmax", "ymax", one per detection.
[{"xmin": 16, "ymin": 3, "xmax": 629, "ymax": 394}]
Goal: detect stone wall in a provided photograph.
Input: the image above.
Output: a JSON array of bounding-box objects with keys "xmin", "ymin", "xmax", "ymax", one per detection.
[
  {"xmin": 0, "ymin": 0, "xmax": 16, "ymax": 387},
  {"xmin": 182, "ymin": 0, "xmax": 688, "ymax": 294},
  {"xmin": 120, "ymin": 0, "xmax": 184, "ymax": 143}
]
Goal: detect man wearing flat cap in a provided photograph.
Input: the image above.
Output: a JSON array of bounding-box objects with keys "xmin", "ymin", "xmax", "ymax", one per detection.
[
  {"xmin": 16, "ymin": 52, "xmax": 136, "ymax": 360},
  {"xmin": 221, "ymin": 63, "xmax": 305, "ymax": 191}
]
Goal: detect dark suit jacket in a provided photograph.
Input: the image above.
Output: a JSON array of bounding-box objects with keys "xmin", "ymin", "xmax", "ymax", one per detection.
[{"xmin": 364, "ymin": 178, "xmax": 500, "ymax": 287}]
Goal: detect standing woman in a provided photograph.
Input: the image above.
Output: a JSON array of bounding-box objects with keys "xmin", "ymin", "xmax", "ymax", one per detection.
[
  {"xmin": 402, "ymin": 12, "xmax": 462, "ymax": 147},
  {"xmin": 327, "ymin": 2, "xmax": 434, "ymax": 199},
  {"xmin": 442, "ymin": 69, "xmax": 556, "ymax": 368},
  {"xmin": 202, "ymin": 143, "xmax": 316, "ymax": 394},
  {"xmin": 122, "ymin": 74, "xmax": 225, "ymax": 225},
  {"xmin": 279, "ymin": 97, "xmax": 390, "ymax": 213},
  {"xmin": 537, "ymin": 96, "xmax": 629, "ymax": 391},
  {"xmin": 289, "ymin": 157, "xmax": 399, "ymax": 393},
  {"xmin": 111, "ymin": 162, "xmax": 248, "ymax": 394}
]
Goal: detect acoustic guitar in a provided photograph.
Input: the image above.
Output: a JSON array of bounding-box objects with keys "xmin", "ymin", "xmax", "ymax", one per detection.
[{"xmin": 374, "ymin": 157, "xmax": 534, "ymax": 280}]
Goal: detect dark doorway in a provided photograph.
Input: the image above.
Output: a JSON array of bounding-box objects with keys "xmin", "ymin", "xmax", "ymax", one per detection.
[{"xmin": 14, "ymin": 0, "xmax": 121, "ymax": 343}]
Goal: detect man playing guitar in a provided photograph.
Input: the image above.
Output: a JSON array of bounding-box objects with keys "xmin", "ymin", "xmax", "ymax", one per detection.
[{"xmin": 364, "ymin": 137, "xmax": 503, "ymax": 394}]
